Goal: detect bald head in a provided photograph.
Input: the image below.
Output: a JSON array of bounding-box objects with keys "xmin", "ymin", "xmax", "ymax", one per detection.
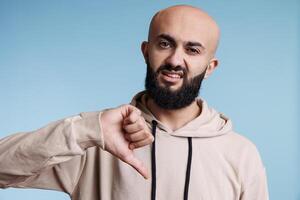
[{"xmin": 148, "ymin": 5, "xmax": 220, "ymax": 55}]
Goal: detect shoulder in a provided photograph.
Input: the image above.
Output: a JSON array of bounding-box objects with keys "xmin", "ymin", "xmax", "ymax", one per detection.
[
  {"xmin": 224, "ymin": 131, "xmax": 260, "ymax": 153},
  {"xmin": 219, "ymin": 131, "xmax": 264, "ymax": 165},
  {"xmin": 218, "ymin": 131, "xmax": 266, "ymax": 184}
]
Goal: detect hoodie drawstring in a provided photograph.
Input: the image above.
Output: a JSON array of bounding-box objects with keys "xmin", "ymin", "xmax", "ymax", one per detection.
[
  {"xmin": 184, "ymin": 137, "xmax": 193, "ymax": 200},
  {"xmin": 151, "ymin": 120, "xmax": 158, "ymax": 200},
  {"xmin": 151, "ymin": 120, "xmax": 193, "ymax": 200}
]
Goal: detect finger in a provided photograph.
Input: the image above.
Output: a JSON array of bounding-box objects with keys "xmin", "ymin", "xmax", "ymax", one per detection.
[
  {"xmin": 122, "ymin": 153, "xmax": 149, "ymax": 179},
  {"xmin": 124, "ymin": 130, "xmax": 152, "ymax": 142},
  {"xmin": 123, "ymin": 118, "xmax": 145, "ymax": 133},
  {"xmin": 129, "ymin": 137, "xmax": 154, "ymax": 150},
  {"xmin": 127, "ymin": 105, "xmax": 142, "ymax": 115},
  {"xmin": 123, "ymin": 109, "xmax": 141, "ymax": 125},
  {"xmin": 121, "ymin": 104, "xmax": 141, "ymax": 118}
]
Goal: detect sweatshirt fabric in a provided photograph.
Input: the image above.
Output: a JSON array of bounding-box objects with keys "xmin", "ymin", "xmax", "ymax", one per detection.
[{"xmin": 0, "ymin": 91, "xmax": 269, "ymax": 200}]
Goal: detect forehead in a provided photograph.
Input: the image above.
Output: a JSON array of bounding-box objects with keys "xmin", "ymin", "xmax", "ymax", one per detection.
[{"xmin": 150, "ymin": 10, "xmax": 214, "ymax": 47}]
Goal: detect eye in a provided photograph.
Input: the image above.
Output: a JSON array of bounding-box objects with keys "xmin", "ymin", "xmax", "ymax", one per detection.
[
  {"xmin": 158, "ymin": 40, "xmax": 171, "ymax": 49},
  {"xmin": 186, "ymin": 47, "xmax": 200, "ymax": 55}
]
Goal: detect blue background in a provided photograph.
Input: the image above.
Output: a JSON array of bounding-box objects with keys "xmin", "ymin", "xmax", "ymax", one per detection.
[{"xmin": 0, "ymin": 0, "xmax": 299, "ymax": 199}]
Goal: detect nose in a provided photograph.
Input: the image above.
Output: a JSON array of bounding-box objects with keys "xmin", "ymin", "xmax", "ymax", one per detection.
[{"xmin": 165, "ymin": 47, "xmax": 185, "ymax": 68}]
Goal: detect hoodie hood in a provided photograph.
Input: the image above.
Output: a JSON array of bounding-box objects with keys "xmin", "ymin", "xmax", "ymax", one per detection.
[{"xmin": 130, "ymin": 91, "xmax": 232, "ymax": 138}]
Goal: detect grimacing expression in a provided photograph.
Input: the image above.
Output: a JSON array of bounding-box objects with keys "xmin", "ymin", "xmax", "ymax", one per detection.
[
  {"xmin": 145, "ymin": 59, "xmax": 207, "ymax": 109},
  {"xmin": 142, "ymin": 5, "xmax": 220, "ymax": 109}
]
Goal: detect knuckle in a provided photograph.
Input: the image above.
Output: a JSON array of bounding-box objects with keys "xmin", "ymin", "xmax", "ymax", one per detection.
[
  {"xmin": 147, "ymin": 137, "xmax": 153, "ymax": 143},
  {"xmin": 141, "ymin": 130, "xmax": 147, "ymax": 137},
  {"xmin": 144, "ymin": 131, "xmax": 152, "ymax": 139},
  {"xmin": 137, "ymin": 119, "xmax": 144, "ymax": 129},
  {"xmin": 146, "ymin": 130, "xmax": 152, "ymax": 136},
  {"xmin": 129, "ymin": 115, "xmax": 135, "ymax": 123},
  {"xmin": 144, "ymin": 132, "xmax": 151, "ymax": 140}
]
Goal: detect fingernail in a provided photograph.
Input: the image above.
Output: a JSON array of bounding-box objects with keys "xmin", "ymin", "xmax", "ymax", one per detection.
[{"xmin": 144, "ymin": 173, "xmax": 149, "ymax": 179}]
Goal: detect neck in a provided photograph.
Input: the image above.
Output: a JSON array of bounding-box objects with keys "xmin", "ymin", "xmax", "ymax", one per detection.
[{"xmin": 145, "ymin": 95, "xmax": 202, "ymax": 131}]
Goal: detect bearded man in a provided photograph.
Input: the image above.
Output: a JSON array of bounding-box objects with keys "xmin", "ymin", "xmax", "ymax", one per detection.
[{"xmin": 0, "ymin": 5, "xmax": 269, "ymax": 200}]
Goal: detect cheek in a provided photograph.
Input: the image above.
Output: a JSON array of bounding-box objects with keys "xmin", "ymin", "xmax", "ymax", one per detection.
[
  {"xmin": 148, "ymin": 50, "xmax": 166, "ymax": 71},
  {"xmin": 186, "ymin": 60, "xmax": 209, "ymax": 77}
]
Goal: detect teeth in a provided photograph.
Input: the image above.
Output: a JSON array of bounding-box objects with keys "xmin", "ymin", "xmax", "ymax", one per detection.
[
  {"xmin": 162, "ymin": 71, "xmax": 182, "ymax": 79},
  {"xmin": 166, "ymin": 73, "xmax": 180, "ymax": 78}
]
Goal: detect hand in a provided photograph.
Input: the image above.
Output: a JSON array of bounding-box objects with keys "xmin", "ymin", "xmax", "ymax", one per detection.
[{"xmin": 100, "ymin": 104, "xmax": 154, "ymax": 179}]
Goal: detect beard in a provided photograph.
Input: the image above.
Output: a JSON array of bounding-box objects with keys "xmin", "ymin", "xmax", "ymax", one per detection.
[{"xmin": 145, "ymin": 61, "xmax": 207, "ymax": 110}]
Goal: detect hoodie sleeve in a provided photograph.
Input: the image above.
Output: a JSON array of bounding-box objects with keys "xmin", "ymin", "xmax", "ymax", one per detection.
[
  {"xmin": 0, "ymin": 111, "xmax": 105, "ymax": 195},
  {"xmin": 239, "ymin": 140, "xmax": 269, "ymax": 200},
  {"xmin": 240, "ymin": 166, "xmax": 269, "ymax": 200}
]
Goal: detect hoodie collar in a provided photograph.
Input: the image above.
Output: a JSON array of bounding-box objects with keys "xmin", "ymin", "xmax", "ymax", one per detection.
[{"xmin": 130, "ymin": 91, "xmax": 232, "ymax": 138}]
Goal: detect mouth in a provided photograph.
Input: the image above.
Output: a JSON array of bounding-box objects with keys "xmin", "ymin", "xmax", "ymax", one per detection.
[
  {"xmin": 160, "ymin": 70, "xmax": 184, "ymax": 84},
  {"xmin": 161, "ymin": 70, "xmax": 184, "ymax": 78}
]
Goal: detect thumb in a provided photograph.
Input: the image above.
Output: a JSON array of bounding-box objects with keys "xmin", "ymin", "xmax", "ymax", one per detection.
[{"xmin": 122, "ymin": 153, "xmax": 149, "ymax": 179}]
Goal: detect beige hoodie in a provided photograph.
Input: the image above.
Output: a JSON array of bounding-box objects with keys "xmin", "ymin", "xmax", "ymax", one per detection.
[{"xmin": 0, "ymin": 91, "xmax": 269, "ymax": 200}]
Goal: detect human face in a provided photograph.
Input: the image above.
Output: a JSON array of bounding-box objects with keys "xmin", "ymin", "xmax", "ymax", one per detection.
[
  {"xmin": 146, "ymin": 34, "xmax": 208, "ymax": 92},
  {"xmin": 142, "ymin": 7, "xmax": 218, "ymax": 92}
]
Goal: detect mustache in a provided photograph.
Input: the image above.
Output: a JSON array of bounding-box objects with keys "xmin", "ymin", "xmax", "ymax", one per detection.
[{"xmin": 156, "ymin": 64, "xmax": 187, "ymax": 75}]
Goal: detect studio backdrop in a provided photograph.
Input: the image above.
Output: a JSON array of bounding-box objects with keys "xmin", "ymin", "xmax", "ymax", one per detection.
[{"xmin": 0, "ymin": 0, "xmax": 299, "ymax": 199}]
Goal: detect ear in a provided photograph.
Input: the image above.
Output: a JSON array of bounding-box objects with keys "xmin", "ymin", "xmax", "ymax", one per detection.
[
  {"xmin": 204, "ymin": 58, "xmax": 219, "ymax": 79},
  {"xmin": 141, "ymin": 41, "xmax": 148, "ymax": 62}
]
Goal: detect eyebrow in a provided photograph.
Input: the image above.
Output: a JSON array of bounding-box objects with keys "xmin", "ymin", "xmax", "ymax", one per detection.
[
  {"xmin": 156, "ymin": 33, "xmax": 205, "ymax": 50},
  {"xmin": 157, "ymin": 34, "xmax": 176, "ymax": 45}
]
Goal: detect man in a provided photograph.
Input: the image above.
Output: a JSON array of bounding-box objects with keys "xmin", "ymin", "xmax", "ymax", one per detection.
[{"xmin": 0, "ymin": 5, "xmax": 269, "ymax": 200}]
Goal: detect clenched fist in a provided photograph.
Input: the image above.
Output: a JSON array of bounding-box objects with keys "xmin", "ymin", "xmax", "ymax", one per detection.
[{"xmin": 100, "ymin": 104, "xmax": 153, "ymax": 179}]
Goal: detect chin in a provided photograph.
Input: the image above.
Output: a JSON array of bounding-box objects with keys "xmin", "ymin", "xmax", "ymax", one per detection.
[
  {"xmin": 159, "ymin": 82, "xmax": 180, "ymax": 90},
  {"xmin": 169, "ymin": 85, "xmax": 182, "ymax": 91}
]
